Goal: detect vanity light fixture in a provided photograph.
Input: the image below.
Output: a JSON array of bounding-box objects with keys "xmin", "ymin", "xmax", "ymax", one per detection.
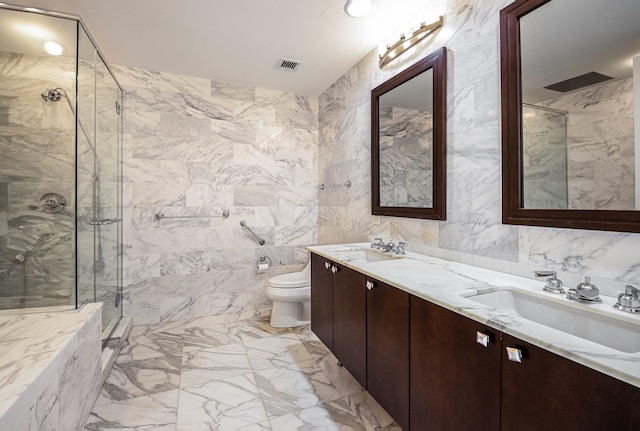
[
  {"xmin": 44, "ymin": 41, "xmax": 63, "ymax": 56},
  {"xmin": 344, "ymin": 0, "xmax": 374, "ymax": 18},
  {"xmin": 379, "ymin": 16, "xmax": 444, "ymax": 67}
]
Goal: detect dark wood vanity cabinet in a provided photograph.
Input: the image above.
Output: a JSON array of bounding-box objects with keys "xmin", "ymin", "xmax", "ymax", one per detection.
[
  {"xmin": 367, "ymin": 278, "xmax": 410, "ymax": 431},
  {"xmin": 410, "ymin": 296, "xmax": 501, "ymax": 431},
  {"xmin": 310, "ymin": 253, "xmax": 335, "ymax": 350},
  {"xmin": 310, "ymin": 253, "xmax": 367, "ymax": 386},
  {"xmin": 332, "ymin": 264, "xmax": 367, "ymax": 387},
  {"xmin": 311, "ymin": 252, "xmax": 640, "ymax": 431},
  {"xmin": 501, "ymin": 334, "xmax": 640, "ymax": 431}
]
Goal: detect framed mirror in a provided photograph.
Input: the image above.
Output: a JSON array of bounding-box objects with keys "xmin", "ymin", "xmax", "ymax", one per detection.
[
  {"xmin": 501, "ymin": 0, "xmax": 640, "ymax": 232},
  {"xmin": 371, "ymin": 47, "xmax": 447, "ymax": 219}
]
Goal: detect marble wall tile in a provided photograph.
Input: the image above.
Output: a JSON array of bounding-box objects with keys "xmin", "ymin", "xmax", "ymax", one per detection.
[
  {"xmin": 537, "ymin": 78, "xmax": 635, "ymax": 210},
  {"xmin": 118, "ymin": 65, "xmax": 318, "ymax": 325},
  {"xmin": 317, "ymin": 0, "xmax": 640, "ymax": 291},
  {"xmin": 0, "ymin": 53, "xmax": 76, "ymax": 309}
]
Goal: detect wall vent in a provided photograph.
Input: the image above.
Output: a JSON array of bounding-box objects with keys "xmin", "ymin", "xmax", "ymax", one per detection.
[{"xmin": 279, "ymin": 57, "xmax": 302, "ymax": 71}]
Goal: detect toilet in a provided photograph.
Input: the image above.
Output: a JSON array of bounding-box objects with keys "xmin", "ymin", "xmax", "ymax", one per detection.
[{"xmin": 266, "ymin": 261, "xmax": 311, "ymax": 327}]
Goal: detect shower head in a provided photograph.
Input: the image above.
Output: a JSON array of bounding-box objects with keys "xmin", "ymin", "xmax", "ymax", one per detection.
[{"xmin": 41, "ymin": 88, "xmax": 63, "ymax": 102}]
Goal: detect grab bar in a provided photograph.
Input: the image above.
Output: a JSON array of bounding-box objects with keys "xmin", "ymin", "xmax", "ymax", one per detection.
[
  {"xmin": 318, "ymin": 180, "xmax": 351, "ymax": 191},
  {"xmin": 240, "ymin": 220, "xmax": 266, "ymax": 245},
  {"xmin": 154, "ymin": 209, "xmax": 229, "ymax": 221},
  {"xmin": 89, "ymin": 217, "xmax": 123, "ymax": 226}
]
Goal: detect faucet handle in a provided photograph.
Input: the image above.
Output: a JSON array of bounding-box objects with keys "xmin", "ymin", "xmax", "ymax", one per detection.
[
  {"xmin": 624, "ymin": 284, "xmax": 640, "ymax": 297},
  {"xmin": 534, "ymin": 271, "xmax": 564, "ymax": 294},
  {"xmin": 614, "ymin": 285, "xmax": 640, "ymax": 313},
  {"xmin": 396, "ymin": 241, "xmax": 407, "ymax": 255}
]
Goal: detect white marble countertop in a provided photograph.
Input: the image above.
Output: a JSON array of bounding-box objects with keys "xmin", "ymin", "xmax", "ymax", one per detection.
[{"xmin": 308, "ymin": 243, "xmax": 640, "ymax": 389}]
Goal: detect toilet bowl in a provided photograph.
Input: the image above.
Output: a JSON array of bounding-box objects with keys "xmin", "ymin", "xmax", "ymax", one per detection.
[{"xmin": 266, "ymin": 261, "xmax": 311, "ymax": 328}]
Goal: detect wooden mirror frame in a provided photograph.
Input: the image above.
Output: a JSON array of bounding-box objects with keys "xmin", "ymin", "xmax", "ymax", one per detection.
[
  {"xmin": 371, "ymin": 47, "xmax": 447, "ymax": 220},
  {"xmin": 500, "ymin": 0, "xmax": 640, "ymax": 233}
]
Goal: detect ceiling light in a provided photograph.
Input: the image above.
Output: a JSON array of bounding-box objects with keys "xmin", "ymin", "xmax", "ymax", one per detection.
[
  {"xmin": 44, "ymin": 41, "xmax": 63, "ymax": 56},
  {"xmin": 344, "ymin": 0, "xmax": 374, "ymax": 18},
  {"xmin": 14, "ymin": 23, "xmax": 52, "ymax": 39}
]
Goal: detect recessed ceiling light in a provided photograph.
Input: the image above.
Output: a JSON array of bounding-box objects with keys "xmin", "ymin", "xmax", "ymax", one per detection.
[
  {"xmin": 44, "ymin": 41, "xmax": 63, "ymax": 56},
  {"xmin": 344, "ymin": 0, "xmax": 374, "ymax": 18}
]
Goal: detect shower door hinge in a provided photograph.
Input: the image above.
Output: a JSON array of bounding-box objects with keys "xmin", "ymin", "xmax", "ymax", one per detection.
[{"xmin": 115, "ymin": 100, "xmax": 121, "ymax": 115}]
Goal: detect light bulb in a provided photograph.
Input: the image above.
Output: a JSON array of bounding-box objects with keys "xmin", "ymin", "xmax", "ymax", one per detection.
[{"xmin": 344, "ymin": 0, "xmax": 374, "ymax": 18}]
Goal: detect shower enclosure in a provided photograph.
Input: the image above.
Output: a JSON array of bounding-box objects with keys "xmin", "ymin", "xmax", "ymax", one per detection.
[
  {"xmin": 0, "ymin": 4, "xmax": 123, "ymax": 338},
  {"xmin": 521, "ymin": 103, "xmax": 568, "ymax": 209}
]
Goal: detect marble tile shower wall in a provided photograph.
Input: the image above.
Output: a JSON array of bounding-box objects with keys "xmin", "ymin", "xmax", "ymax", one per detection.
[
  {"xmin": 539, "ymin": 77, "xmax": 635, "ymax": 210},
  {"xmin": 114, "ymin": 66, "xmax": 318, "ymax": 325},
  {"xmin": 379, "ymin": 106, "xmax": 433, "ymax": 207},
  {"xmin": 318, "ymin": 0, "xmax": 640, "ymax": 291},
  {"xmin": 0, "ymin": 52, "xmax": 76, "ymax": 309},
  {"xmin": 521, "ymin": 105, "xmax": 568, "ymax": 209}
]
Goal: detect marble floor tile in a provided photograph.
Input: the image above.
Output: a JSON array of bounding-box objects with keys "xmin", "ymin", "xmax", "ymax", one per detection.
[
  {"xmin": 117, "ymin": 321, "xmax": 184, "ymax": 363},
  {"xmin": 176, "ymin": 372, "xmax": 268, "ymax": 430},
  {"xmin": 244, "ymin": 333, "xmax": 314, "ymax": 371},
  {"xmin": 269, "ymin": 403, "xmax": 367, "ymax": 431},
  {"xmin": 181, "ymin": 343, "xmax": 252, "ymax": 387},
  {"xmin": 254, "ymin": 359, "xmax": 342, "ymax": 418},
  {"xmin": 183, "ymin": 313, "xmax": 242, "ymax": 351},
  {"xmin": 85, "ymin": 312, "xmax": 401, "ymax": 431},
  {"xmin": 100, "ymin": 355, "xmax": 182, "ymax": 401},
  {"xmin": 238, "ymin": 318, "xmax": 311, "ymax": 342},
  {"xmin": 84, "ymin": 389, "xmax": 179, "ymax": 431}
]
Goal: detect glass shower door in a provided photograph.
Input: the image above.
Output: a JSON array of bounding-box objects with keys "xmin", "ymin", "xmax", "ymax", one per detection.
[{"xmin": 95, "ymin": 54, "xmax": 123, "ymax": 335}]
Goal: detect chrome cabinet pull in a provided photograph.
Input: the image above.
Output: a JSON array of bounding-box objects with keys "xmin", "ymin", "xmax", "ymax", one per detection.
[
  {"xmin": 331, "ymin": 266, "xmax": 338, "ymax": 274},
  {"xmin": 506, "ymin": 347, "xmax": 523, "ymax": 363},
  {"xmin": 366, "ymin": 280, "xmax": 375, "ymax": 290},
  {"xmin": 324, "ymin": 261, "xmax": 331, "ymax": 270},
  {"xmin": 476, "ymin": 331, "xmax": 490, "ymax": 347}
]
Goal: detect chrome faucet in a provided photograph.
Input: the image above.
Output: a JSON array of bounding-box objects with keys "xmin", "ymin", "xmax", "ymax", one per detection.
[
  {"xmin": 371, "ymin": 238, "xmax": 387, "ymax": 251},
  {"xmin": 614, "ymin": 285, "xmax": 640, "ymax": 313},
  {"xmin": 371, "ymin": 238, "xmax": 406, "ymax": 254},
  {"xmin": 534, "ymin": 270, "xmax": 565, "ymax": 294},
  {"xmin": 567, "ymin": 277, "xmax": 602, "ymax": 304}
]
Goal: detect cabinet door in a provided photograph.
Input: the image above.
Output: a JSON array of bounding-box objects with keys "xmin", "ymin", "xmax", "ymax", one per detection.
[
  {"xmin": 333, "ymin": 265, "xmax": 367, "ymax": 387},
  {"xmin": 410, "ymin": 297, "xmax": 501, "ymax": 431},
  {"xmin": 501, "ymin": 334, "xmax": 640, "ymax": 431},
  {"xmin": 367, "ymin": 279, "xmax": 409, "ymax": 430},
  {"xmin": 310, "ymin": 253, "xmax": 334, "ymax": 350}
]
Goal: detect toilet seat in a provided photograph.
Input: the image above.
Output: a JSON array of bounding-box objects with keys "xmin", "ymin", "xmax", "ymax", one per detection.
[{"xmin": 267, "ymin": 261, "xmax": 311, "ymax": 288}]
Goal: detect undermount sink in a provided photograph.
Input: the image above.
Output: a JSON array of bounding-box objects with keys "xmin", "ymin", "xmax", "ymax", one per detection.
[
  {"xmin": 465, "ymin": 288, "xmax": 640, "ymax": 353},
  {"xmin": 333, "ymin": 247, "xmax": 404, "ymax": 263}
]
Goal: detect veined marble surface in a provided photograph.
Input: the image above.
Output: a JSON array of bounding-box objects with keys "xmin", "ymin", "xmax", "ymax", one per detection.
[
  {"xmin": 0, "ymin": 303, "xmax": 102, "ymax": 431},
  {"xmin": 309, "ymin": 244, "xmax": 640, "ymax": 389}
]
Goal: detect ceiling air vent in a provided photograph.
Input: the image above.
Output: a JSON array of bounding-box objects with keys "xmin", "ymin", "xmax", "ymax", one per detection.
[{"xmin": 279, "ymin": 57, "xmax": 302, "ymax": 71}]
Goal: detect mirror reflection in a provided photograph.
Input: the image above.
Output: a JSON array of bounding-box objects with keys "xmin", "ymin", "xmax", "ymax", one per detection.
[
  {"xmin": 372, "ymin": 47, "xmax": 446, "ymax": 220},
  {"xmin": 520, "ymin": 0, "xmax": 639, "ymax": 210},
  {"xmin": 379, "ymin": 68, "xmax": 434, "ymax": 208}
]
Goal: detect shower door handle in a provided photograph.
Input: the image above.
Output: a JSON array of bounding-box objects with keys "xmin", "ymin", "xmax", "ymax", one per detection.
[{"xmin": 89, "ymin": 218, "xmax": 122, "ymax": 226}]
